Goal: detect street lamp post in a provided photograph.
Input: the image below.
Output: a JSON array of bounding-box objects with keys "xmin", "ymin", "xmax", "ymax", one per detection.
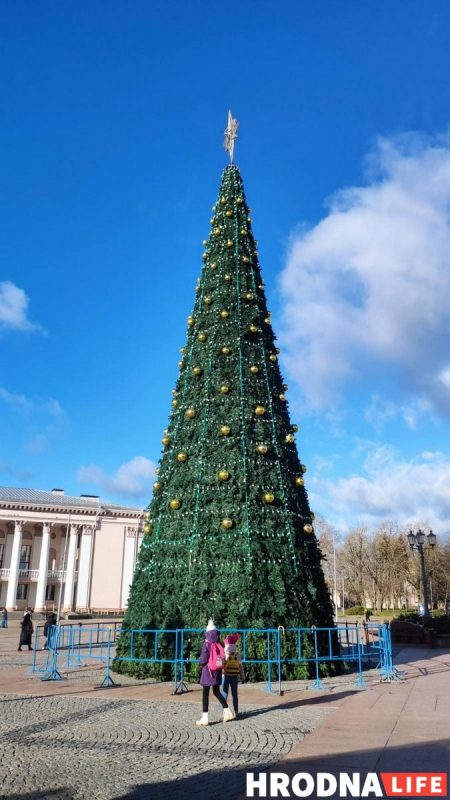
[{"xmin": 407, "ymin": 529, "xmax": 436, "ymax": 617}]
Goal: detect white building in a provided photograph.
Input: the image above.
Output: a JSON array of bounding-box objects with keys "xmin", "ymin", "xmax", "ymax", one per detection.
[{"xmin": 0, "ymin": 487, "xmax": 145, "ymax": 613}]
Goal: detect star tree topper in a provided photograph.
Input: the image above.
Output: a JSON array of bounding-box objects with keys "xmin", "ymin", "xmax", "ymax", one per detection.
[{"xmin": 224, "ymin": 110, "xmax": 239, "ymax": 163}]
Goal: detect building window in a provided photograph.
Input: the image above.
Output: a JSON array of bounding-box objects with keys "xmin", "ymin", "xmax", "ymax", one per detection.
[
  {"xmin": 16, "ymin": 584, "xmax": 28, "ymax": 601},
  {"xmin": 19, "ymin": 545, "xmax": 32, "ymax": 570},
  {"xmin": 0, "ymin": 542, "xmax": 4, "ymax": 568},
  {"xmin": 45, "ymin": 584, "xmax": 56, "ymax": 601}
]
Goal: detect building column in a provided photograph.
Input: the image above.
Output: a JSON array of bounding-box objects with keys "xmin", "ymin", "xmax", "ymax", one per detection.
[
  {"xmin": 121, "ymin": 527, "xmax": 138, "ymax": 609},
  {"xmin": 63, "ymin": 525, "xmax": 79, "ymax": 612},
  {"xmin": 6, "ymin": 521, "xmax": 23, "ymax": 610},
  {"xmin": 34, "ymin": 522, "xmax": 52, "ymax": 612},
  {"xmin": 75, "ymin": 525, "xmax": 94, "ymax": 610}
]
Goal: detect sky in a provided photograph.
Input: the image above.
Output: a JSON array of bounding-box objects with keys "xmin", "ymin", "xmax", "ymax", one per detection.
[{"xmin": 1, "ymin": 1, "xmax": 450, "ymax": 535}]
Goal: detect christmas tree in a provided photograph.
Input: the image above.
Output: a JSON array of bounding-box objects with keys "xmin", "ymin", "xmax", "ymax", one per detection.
[{"xmin": 116, "ymin": 116, "xmax": 334, "ymax": 675}]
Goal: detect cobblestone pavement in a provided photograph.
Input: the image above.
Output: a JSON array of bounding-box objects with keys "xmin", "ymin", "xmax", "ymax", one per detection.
[{"xmin": 0, "ymin": 692, "xmax": 329, "ymax": 800}]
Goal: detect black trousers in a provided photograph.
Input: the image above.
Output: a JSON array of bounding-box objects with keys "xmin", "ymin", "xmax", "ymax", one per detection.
[
  {"xmin": 222, "ymin": 675, "xmax": 239, "ymax": 714},
  {"xmin": 202, "ymin": 685, "xmax": 228, "ymax": 713}
]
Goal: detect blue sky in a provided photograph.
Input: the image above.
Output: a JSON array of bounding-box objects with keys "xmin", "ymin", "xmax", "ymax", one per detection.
[{"xmin": 2, "ymin": 1, "xmax": 450, "ymax": 533}]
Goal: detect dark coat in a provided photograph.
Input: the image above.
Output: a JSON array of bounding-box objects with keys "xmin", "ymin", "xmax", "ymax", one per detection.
[
  {"xmin": 44, "ymin": 613, "xmax": 57, "ymax": 638},
  {"xmin": 199, "ymin": 629, "xmax": 223, "ymax": 687},
  {"xmin": 19, "ymin": 613, "xmax": 33, "ymax": 646}
]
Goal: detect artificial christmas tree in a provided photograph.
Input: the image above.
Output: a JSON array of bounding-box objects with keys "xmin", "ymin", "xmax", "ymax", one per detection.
[{"xmin": 116, "ymin": 117, "xmax": 334, "ymax": 675}]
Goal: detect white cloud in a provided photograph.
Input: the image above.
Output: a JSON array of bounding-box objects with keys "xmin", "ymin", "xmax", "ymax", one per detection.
[
  {"xmin": 77, "ymin": 456, "xmax": 156, "ymax": 500},
  {"xmin": 0, "ymin": 387, "xmax": 65, "ymax": 418},
  {"xmin": 0, "ymin": 281, "xmax": 43, "ymax": 332},
  {"xmin": 279, "ymin": 132, "xmax": 450, "ymax": 414},
  {"xmin": 319, "ymin": 446, "xmax": 450, "ymax": 533},
  {"xmin": 364, "ymin": 394, "xmax": 430, "ymax": 431}
]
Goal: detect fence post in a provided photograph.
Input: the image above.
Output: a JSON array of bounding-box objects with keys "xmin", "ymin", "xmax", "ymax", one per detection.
[
  {"xmin": 355, "ymin": 625, "xmax": 366, "ymax": 688},
  {"xmin": 309, "ymin": 627, "xmax": 325, "ymax": 690},
  {"xmin": 41, "ymin": 625, "xmax": 65, "ymax": 682},
  {"xmin": 96, "ymin": 628, "xmax": 118, "ymax": 689}
]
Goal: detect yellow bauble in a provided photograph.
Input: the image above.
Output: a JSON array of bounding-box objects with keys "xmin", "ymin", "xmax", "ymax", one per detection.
[
  {"xmin": 285, "ymin": 433, "xmax": 294, "ymax": 443},
  {"xmin": 247, "ymin": 217, "xmax": 252, "ymax": 223},
  {"xmin": 264, "ymin": 317, "xmax": 271, "ymax": 325},
  {"xmin": 236, "ymin": 197, "xmax": 243, "ymax": 204},
  {"xmin": 172, "ymin": 399, "xmax": 178, "ymax": 407},
  {"xmin": 192, "ymin": 366, "xmax": 203, "ymax": 376},
  {"xmin": 224, "ymin": 273, "xmax": 231, "ymax": 282},
  {"xmin": 213, "ymin": 227, "xmax": 220, "ymax": 235},
  {"xmin": 279, "ymin": 394, "xmax": 286, "ymax": 402},
  {"xmin": 292, "ymin": 424, "xmax": 299, "ymax": 432},
  {"xmin": 153, "ymin": 481, "xmax": 161, "ymax": 491},
  {"xmin": 311, "ymin": 513, "xmax": 316, "ymax": 520},
  {"xmin": 218, "ymin": 470, "xmax": 230, "ymax": 481},
  {"xmin": 220, "ymin": 309, "xmax": 229, "ymax": 319},
  {"xmin": 144, "ymin": 523, "xmax": 153, "ymax": 535},
  {"xmin": 169, "ymin": 499, "xmax": 181, "ymax": 510},
  {"xmin": 263, "ymin": 492, "xmax": 275, "ymax": 504},
  {"xmin": 221, "ymin": 518, "xmax": 233, "ymax": 529},
  {"xmin": 303, "ymin": 523, "xmax": 313, "ymax": 534},
  {"xmin": 220, "ymin": 385, "xmax": 229, "ymax": 394},
  {"xmin": 198, "ymin": 331, "xmax": 207, "ymax": 342},
  {"xmin": 187, "ymin": 316, "xmax": 194, "ymax": 326},
  {"xmin": 249, "ymin": 324, "xmax": 258, "ymax": 333},
  {"xmin": 242, "ymin": 255, "xmax": 250, "ymax": 263},
  {"xmin": 177, "ymin": 452, "xmax": 187, "ymax": 462},
  {"xmin": 178, "ymin": 360, "xmax": 185, "ymax": 368},
  {"xmin": 245, "ymin": 292, "xmax": 253, "ymax": 301},
  {"xmin": 220, "ymin": 425, "xmax": 231, "ymax": 436},
  {"xmin": 227, "ymin": 239, "xmax": 233, "ymax": 247},
  {"xmin": 295, "ymin": 476, "xmax": 304, "ymax": 487},
  {"xmin": 210, "ymin": 262, "xmax": 217, "ymax": 270},
  {"xmin": 250, "ymin": 365, "xmax": 259, "ymax": 374},
  {"xmin": 240, "ymin": 228, "xmax": 247, "ymax": 235},
  {"xmin": 220, "ymin": 197, "xmax": 226, "ymax": 204},
  {"xmin": 225, "ymin": 209, "xmax": 233, "ymax": 217},
  {"xmin": 258, "ymin": 283, "xmax": 264, "ymax": 289},
  {"xmin": 221, "ymin": 346, "xmax": 230, "ymax": 355},
  {"xmin": 255, "ymin": 405, "xmax": 266, "ymax": 416},
  {"xmin": 185, "ymin": 408, "xmax": 196, "ymax": 419},
  {"xmin": 179, "ymin": 347, "xmax": 185, "ymax": 353},
  {"xmin": 257, "ymin": 444, "xmax": 268, "ymax": 455},
  {"xmin": 269, "ymin": 354, "xmax": 277, "ymax": 363},
  {"xmin": 161, "ymin": 436, "xmax": 171, "ymax": 446},
  {"xmin": 204, "ymin": 295, "xmax": 212, "ymax": 305}
]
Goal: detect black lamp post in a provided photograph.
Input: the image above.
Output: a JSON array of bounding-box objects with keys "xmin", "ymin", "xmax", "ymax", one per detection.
[{"xmin": 407, "ymin": 529, "xmax": 436, "ymax": 617}]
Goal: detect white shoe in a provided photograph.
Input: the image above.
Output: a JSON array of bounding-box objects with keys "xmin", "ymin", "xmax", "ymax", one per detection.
[
  {"xmin": 223, "ymin": 707, "xmax": 234, "ymax": 723},
  {"xmin": 196, "ymin": 712, "xmax": 209, "ymax": 726}
]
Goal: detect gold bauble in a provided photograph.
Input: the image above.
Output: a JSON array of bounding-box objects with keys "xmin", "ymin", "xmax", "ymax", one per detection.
[
  {"xmin": 153, "ymin": 481, "xmax": 161, "ymax": 492},
  {"xmin": 213, "ymin": 227, "xmax": 220, "ymax": 235},
  {"xmin": 172, "ymin": 399, "xmax": 178, "ymax": 407},
  {"xmin": 227, "ymin": 239, "xmax": 233, "ymax": 248},
  {"xmin": 155, "ymin": 468, "xmax": 160, "ymax": 474},
  {"xmin": 283, "ymin": 384, "xmax": 288, "ymax": 391},
  {"xmin": 172, "ymin": 389, "xmax": 177, "ymax": 395},
  {"xmin": 203, "ymin": 239, "xmax": 208, "ymax": 246},
  {"xmin": 311, "ymin": 513, "xmax": 316, "ymax": 520},
  {"xmin": 264, "ymin": 317, "xmax": 271, "ymax": 325},
  {"xmin": 169, "ymin": 498, "xmax": 181, "ymax": 510},
  {"xmin": 177, "ymin": 452, "xmax": 187, "ymax": 462},
  {"xmin": 192, "ymin": 366, "xmax": 203, "ymax": 376},
  {"xmin": 303, "ymin": 523, "xmax": 313, "ymax": 534},
  {"xmin": 221, "ymin": 518, "xmax": 233, "ymax": 529},
  {"xmin": 179, "ymin": 347, "xmax": 185, "ymax": 353},
  {"xmin": 178, "ymin": 360, "xmax": 185, "ymax": 368},
  {"xmin": 240, "ymin": 227, "xmax": 247, "ymax": 235},
  {"xmin": 220, "ymin": 197, "xmax": 226, "ymax": 204},
  {"xmin": 301, "ymin": 465, "xmax": 308, "ymax": 474},
  {"xmin": 225, "ymin": 209, "xmax": 233, "ymax": 217},
  {"xmin": 144, "ymin": 523, "xmax": 153, "ymax": 535},
  {"xmin": 292, "ymin": 424, "xmax": 299, "ymax": 432},
  {"xmin": 275, "ymin": 348, "xmax": 281, "ymax": 354},
  {"xmin": 242, "ymin": 255, "xmax": 250, "ymax": 263},
  {"xmin": 198, "ymin": 331, "xmax": 207, "ymax": 342},
  {"xmin": 269, "ymin": 354, "xmax": 277, "ymax": 363},
  {"xmin": 161, "ymin": 436, "xmax": 171, "ymax": 446},
  {"xmin": 224, "ymin": 273, "xmax": 231, "ymax": 282},
  {"xmin": 295, "ymin": 476, "xmax": 304, "ymax": 487},
  {"xmin": 258, "ymin": 283, "xmax": 264, "ymax": 289},
  {"xmin": 218, "ymin": 470, "xmax": 230, "ymax": 481},
  {"xmin": 221, "ymin": 346, "xmax": 230, "ymax": 355},
  {"xmin": 247, "ymin": 217, "xmax": 252, "ymax": 223},
  {"xmin": 263, "ymin": 492, "xmax": 275, "ymax": 504},
  {"xmin": 285, "ymin": 433, "xmax": 295, "ymax": 443},
  {"xmin": 236, "ymin": 197, "xmax": 243, "ymax": 204},
  {"xmin": 195, "ymin": 285, "xmax": 200, "ymax": 293},
  {"xmin": 220, "ymin": 385, "xmax": 229, "ymax": 394},
  {"xmin": 250, "ymin": 365, "xmax": 259, "ymax": 374},
  {"xmin": 257, "ymin": 444, "xmax": 268, "ymax": 455},
  {"xmin": 187, "ymin": 316, "xmax": 194, "ymax": 326},
  {"xmin": 220, "ymin": 309, "xmax": 229, "ymax": 319},
  {"xmin": 255, "ymin": 405, "xmax": 266, "ymax": 416},
  {"xmin": 220, "ymin": 425, "xmax": 231, "ymax": 436},
  {"xmin": 249, "ymin": 324, "xmax": 258, "ymax": 333},
  {"xmin": 204, "ymin": 295, "xmax": 212, "ymax": 305},
  {"xmin": 210, "ymin": 262, "xmax": 217, "ymax": 270},
  {"xmin": 185, "ymin": 408, "xmax": 196, "ymax": 419},
  {"xmin": 279, "ymin": 394, "xmax": 286, "ymax": 402},
  {"xmin": 245, "ymin": 292, "xmax": 253, "ymax": 301}
]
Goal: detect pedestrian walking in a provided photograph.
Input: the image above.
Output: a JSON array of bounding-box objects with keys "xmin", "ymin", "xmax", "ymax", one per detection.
[
  {"xmin": 18, "ymin": 611, "xmax": 33, "ymax": 651},
  {"xmin": 196, "ymin": 619, "xmax": 233, "ymax": 726},
  {"xmin": 1, "ymin": 608, "xmax": 7, "ymax": 628},
  {"xmin": 43, "ymin": 612, "xmax": 57, "ymax": 649},
  {"xmin": 222, "ymin": 633, "xmax": 245, "ymax": 718}
]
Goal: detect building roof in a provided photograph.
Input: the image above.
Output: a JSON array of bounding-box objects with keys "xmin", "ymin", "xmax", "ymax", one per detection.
[{"xmin": 0, "ymin": 487, "xmax": 144, "ymax": 517}]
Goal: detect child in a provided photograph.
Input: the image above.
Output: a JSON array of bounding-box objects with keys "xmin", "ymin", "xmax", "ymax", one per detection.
[
  {"xmin": 196, "ymin": 619, "xmax": 233, "ymax": 726},
  {"xmin": 222, "ymin": 633, "xmax": 245, "ymax": 718}
]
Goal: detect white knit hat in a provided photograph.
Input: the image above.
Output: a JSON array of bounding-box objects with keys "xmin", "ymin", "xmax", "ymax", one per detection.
[{"xmin": 206, "ymin": 618, "xmax": 216, "ymax": 631}]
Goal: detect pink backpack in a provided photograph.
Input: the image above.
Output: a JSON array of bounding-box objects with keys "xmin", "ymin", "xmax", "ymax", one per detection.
[{"xmin": 207, "ymin": 640, "xmax": 225, "ymax": 671}]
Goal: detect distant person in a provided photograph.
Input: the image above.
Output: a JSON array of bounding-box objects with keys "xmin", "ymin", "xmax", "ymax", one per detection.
[
  {"xmin": 43, "ymin": 612, "xmax": 57, "ymax": 649},
  {"xmin": 222, "ymin": 633, "xmax": 245, "ymax": 719},
  {"xmin": 18, "ymin": 611, "xmax": 33, "ymax": 651},
  {"xmin": 364, "ymin": 610, "xmax": 372, "ymax": 623},
  {"xmin": 1, "ymin": 608, "xmax": 7, "ymax": 628},
  {"xmin": 196, "ymin": 619, "xmax": 233, "ymax": 726}
]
